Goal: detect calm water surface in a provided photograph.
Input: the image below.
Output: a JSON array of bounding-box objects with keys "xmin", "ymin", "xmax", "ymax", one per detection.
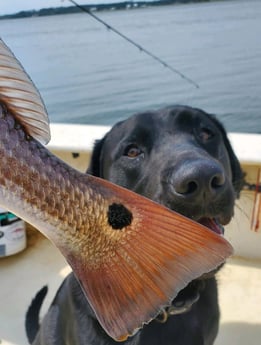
[{"xmin": 1, "ymin": 0, "xmax": 261, "ymax": 133}]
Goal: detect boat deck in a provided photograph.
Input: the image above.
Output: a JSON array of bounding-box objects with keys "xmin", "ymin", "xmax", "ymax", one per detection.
[{"xmin": 1, "ymin": 226, "xmax": 261, "ymax": 345}]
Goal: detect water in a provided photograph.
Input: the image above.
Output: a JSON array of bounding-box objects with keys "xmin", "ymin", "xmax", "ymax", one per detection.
[{"xmin": 1, "ymin": 0, "xmax": 261, "ymax": 133}]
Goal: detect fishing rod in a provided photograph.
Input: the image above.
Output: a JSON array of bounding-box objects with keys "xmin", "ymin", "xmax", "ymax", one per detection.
[{"xmin": 66, "ymin": 0, "xmax": 199, "ymax": 88}]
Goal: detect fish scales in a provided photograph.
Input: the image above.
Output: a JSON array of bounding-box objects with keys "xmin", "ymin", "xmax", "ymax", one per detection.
[{"xmin": 0, "ymin": 106, "xmax": 134, "ymax": 266}]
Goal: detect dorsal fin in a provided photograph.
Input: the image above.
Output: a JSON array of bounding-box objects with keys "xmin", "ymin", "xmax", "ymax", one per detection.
[{"xmin": 0, "ymin": 38, "xmax": 50, "ymax": 144}]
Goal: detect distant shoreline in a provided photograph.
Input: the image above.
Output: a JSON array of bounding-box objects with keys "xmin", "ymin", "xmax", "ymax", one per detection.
[{"xmin": 0, "ymin": 1, "xmax": 212, "ymax": 20}]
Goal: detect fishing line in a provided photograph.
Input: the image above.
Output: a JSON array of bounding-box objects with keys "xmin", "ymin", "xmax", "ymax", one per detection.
[{"xmin": 66, "ymin": 0, "xmax": 199, "ymax": 88}]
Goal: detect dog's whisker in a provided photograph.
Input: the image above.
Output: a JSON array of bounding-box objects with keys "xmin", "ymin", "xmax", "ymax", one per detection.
[{"xmin": 235, "ymin": 203, "xmax": 251, "ymax": 221}]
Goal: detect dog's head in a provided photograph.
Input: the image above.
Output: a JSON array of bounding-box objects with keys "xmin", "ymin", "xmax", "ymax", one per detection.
[{"xmin": 88, "ymin": 105, "xmax": 243, "ymax": 244}]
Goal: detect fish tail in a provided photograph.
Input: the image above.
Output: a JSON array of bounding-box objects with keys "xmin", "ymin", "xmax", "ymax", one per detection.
[{"xmin": 67, "ymin": 179, "xmax": 233, "ymax": 341}]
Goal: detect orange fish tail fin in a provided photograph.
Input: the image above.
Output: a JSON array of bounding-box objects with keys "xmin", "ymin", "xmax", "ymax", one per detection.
[{"xmin": 66, "ymin": 180, "xmax": 233, "ymax": 341}]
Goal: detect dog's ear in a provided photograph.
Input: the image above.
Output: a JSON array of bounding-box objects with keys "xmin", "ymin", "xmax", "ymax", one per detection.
[
  {"xmin": 87, "ymin": 136, "xmax": 107, "ymax": 177},
  {"xmin": 210, "ymin": 115, "xmax": 244, "ymax": 196},
  {"xmin": 224, "ymin": 137, "xmax": 244, "ymax": 196}
]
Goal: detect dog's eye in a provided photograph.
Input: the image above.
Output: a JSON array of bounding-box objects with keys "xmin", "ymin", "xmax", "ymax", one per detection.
[
  {"xmin": 198, "ymin": 127, "xmax": 215, "ymax": 142},
  {"xmin": 124, "ymin": 145, "xmax": 142, "ymax": 158}
]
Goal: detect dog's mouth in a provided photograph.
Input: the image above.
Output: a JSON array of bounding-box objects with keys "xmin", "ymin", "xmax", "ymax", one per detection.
[
  {"xmin": 198, "ymin": 217, "xmax": 224, "ymax": 235},
  {"xmin": 190, "ymin": 217, "xmax": 226, "ymax": 280}
]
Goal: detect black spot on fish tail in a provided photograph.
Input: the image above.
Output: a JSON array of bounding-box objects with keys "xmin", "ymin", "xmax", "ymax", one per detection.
[{"xmin": 107, "ymin": 203, "xmax": 133, "ymax": 230}]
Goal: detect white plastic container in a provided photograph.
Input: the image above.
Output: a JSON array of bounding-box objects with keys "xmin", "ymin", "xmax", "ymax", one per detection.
[{"xmin": 0, "ymin": 208, "xmax": 26, "ymax": 257}]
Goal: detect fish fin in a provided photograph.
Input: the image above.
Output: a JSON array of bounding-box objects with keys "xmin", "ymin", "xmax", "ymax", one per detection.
[
  {"xmin": 65, "ymin": 178, "xmax": 233, "ymax": 341},
  {"xmin": 0, "ymin": 38, "xmax": 50, "ymax": 144}
]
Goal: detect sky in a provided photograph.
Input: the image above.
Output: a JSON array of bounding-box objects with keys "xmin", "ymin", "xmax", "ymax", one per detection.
[{"xmin": 0, "ymin": 0, "xmax": 122, "ymax": 16}]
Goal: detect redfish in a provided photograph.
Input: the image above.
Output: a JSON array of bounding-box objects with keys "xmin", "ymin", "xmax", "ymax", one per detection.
[{"xmin": 0, "ymin": 38, "xmax": 233, "ymax": 341}]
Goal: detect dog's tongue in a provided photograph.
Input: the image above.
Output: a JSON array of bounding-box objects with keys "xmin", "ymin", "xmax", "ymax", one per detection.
[{"xmin": 199, "ymin": 218, "xmax": 224, "ymax": 235}]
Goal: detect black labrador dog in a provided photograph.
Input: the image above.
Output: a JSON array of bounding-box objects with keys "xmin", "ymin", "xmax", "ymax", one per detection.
[{"xmin": 26, "ymin": 105, "xmax": 243, "ymax": 345}]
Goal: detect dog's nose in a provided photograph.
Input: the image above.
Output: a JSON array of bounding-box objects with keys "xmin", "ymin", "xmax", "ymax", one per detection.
[{"xmin": 172, "ymin": 160, "xmax": 226, "ymax": 200}]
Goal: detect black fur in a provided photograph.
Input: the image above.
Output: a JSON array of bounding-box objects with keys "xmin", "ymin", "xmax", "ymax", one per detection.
[
  {"xmin": 26, "ymin": 105, "xmax": 243, "ymax": 345},
  {"xmin": 25, "ymin": 286, "xmax": 48, "ymax": 344}
]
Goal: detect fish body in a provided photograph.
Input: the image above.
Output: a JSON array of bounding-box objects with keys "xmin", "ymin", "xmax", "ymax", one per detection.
[
  {"xmin": 0, "ymin": 38, "xmax": 233, "ymax": 341},
  {"xmin": 0, "ymin": 107, "xmax": 133, "ymax": 262}
]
